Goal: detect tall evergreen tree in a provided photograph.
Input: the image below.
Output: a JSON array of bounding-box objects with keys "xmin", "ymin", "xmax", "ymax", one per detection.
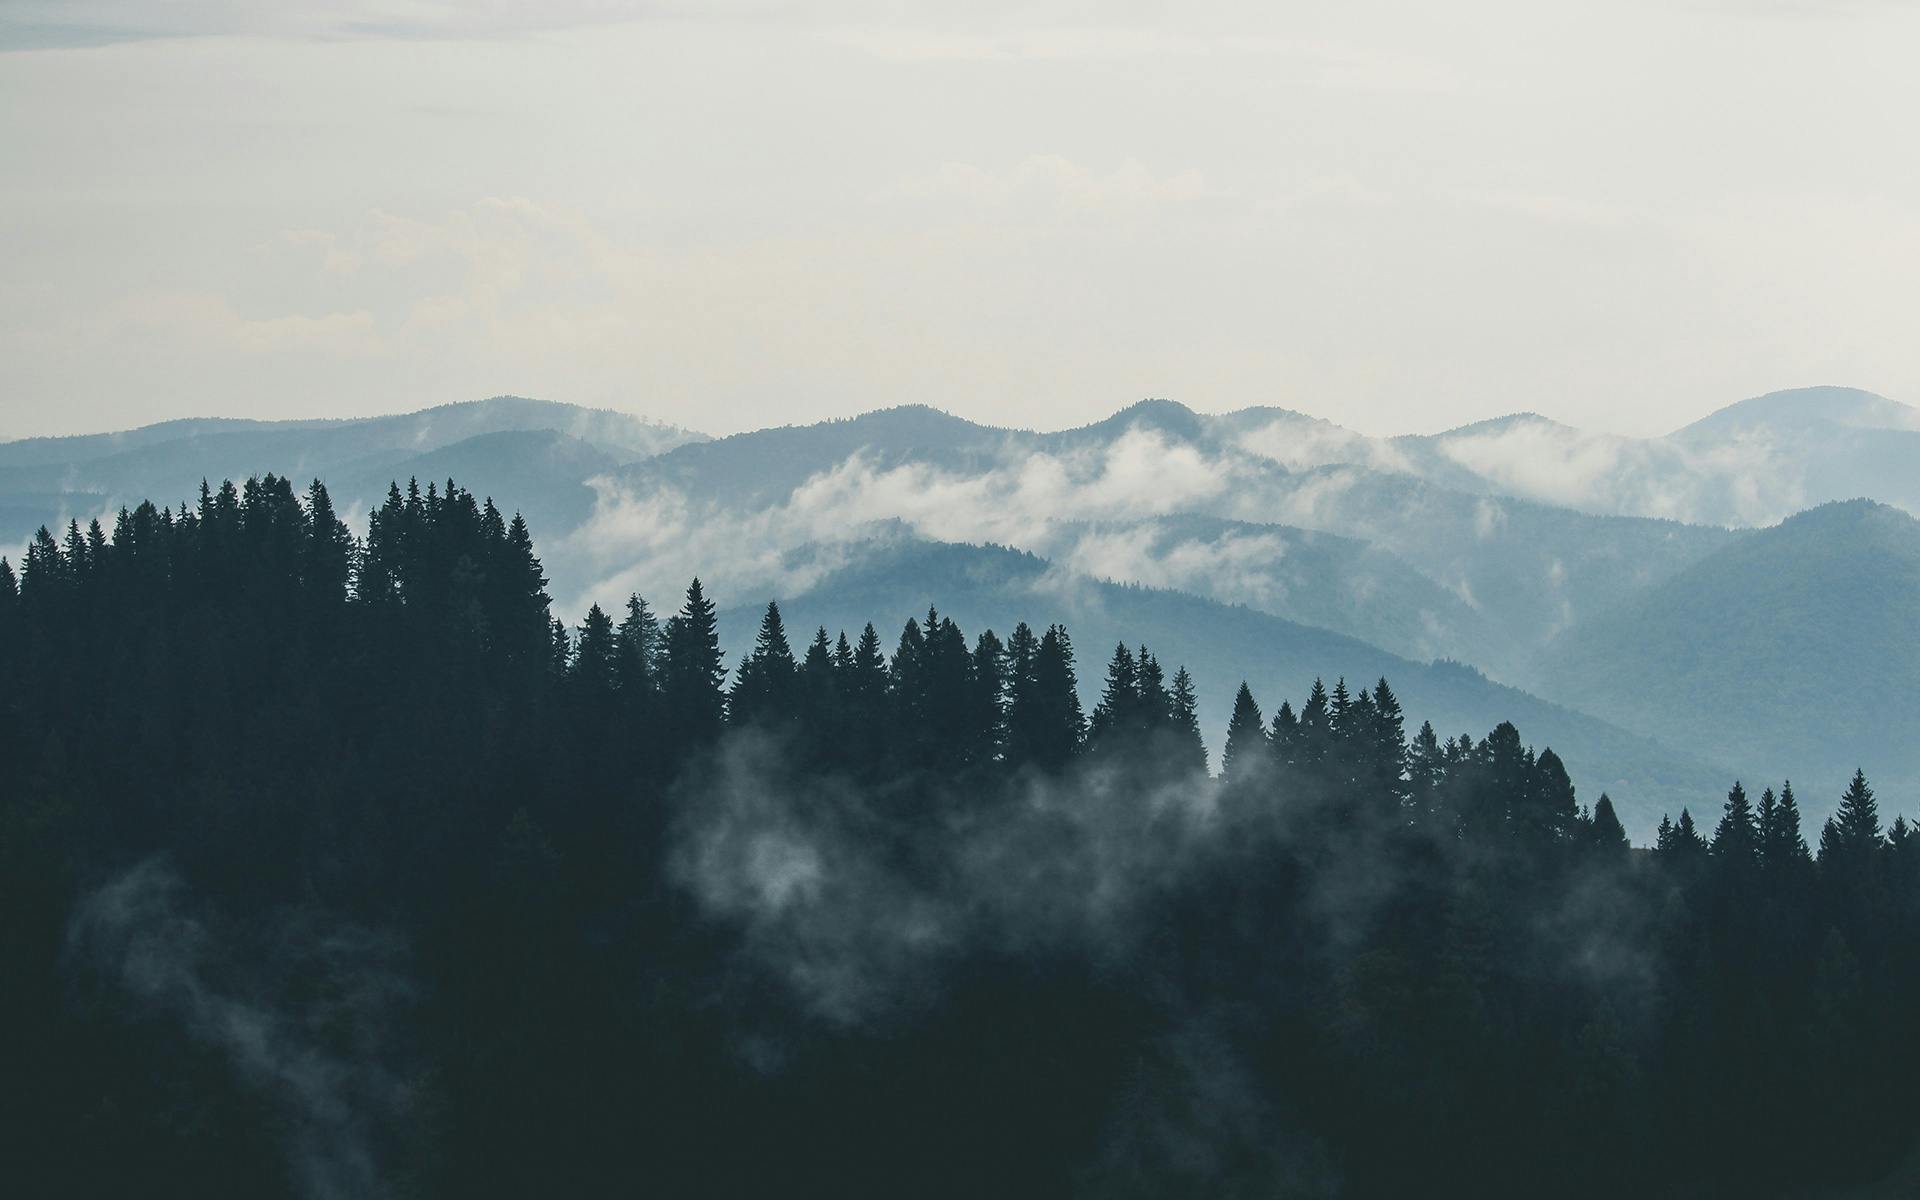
[
  {"xmin": 1517, "ymin": 747, "xmax": 1578, "ymax": 847},
  {"xmin": 967, "ymin": 630, "xmax": 1008, "ymax": 767},
  {"xmin": 1712, "ymin": 782, "xmax": 1760, "ymax": 867},
  {"xmin": 730, "ymin": 601, "xmax": 799, "ymax": 729},
  {"xmin": 1168, "ymin": 667, "xmax": 1207, "ymax": 777},
  {"xmin": 1021, "ymin": 624, "xmax": 1083, "ymax": 770},
  {"xmin": 662, "ymin": 578, "xmax": 727, "ymax": 745},
  {"xmin": 1760, "ymin": 782, "xmax": 1812, "ymax": 871},
  {"xmin": 1136, "ymin": 648, "xmax": 1170, "ymax": 729},
  {"xmin": 1589, "ymin": 794, "xmax": 1630, "ymax": 855},
  {"xmin": 1087, "ymin": 643, "xmax": 1141, "ymax": 749},
  {"xmin": 615, "ymin": 594, "xmax": 662, "ymax": 696},
  {"xmin": 1821, "ymin": 770, "xmax": 1884, "ymax": 865},
  {"xmin": 572, "ymin": 604, "xmax": 620, "ymax": 699},
  {"xmin": 1221, "ymin": 682, "xmax": 1267, "ymax": 783}
]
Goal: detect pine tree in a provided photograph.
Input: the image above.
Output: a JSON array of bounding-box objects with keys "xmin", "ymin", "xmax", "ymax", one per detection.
[
  {"xmin": 841, "ymin": 622, "xmax": 891, "ymax": 767},
  {"xmin": 572, "ymin": 603, "xmax": 620, "ymax": 698},
  {"xmin": 918, "ymin": 612, "xmax": 976, "ymax": 767},
  {"xmin": 1407, "ymin": 720, "xmax": 1444, "ymax": 823},
  {"xmin": 1468, "ymin": 721, "xmax": 1531, "ymax": 838},
  {"xmin": 1589, "ymin": 794, "xmax": 1630, "ymax": 855},
  {"xmin": 1022, "ymin": 624, "xmax": 1084, "ymax": 770},
  {"xmin": 1760, "ymin": 781, "xmax": 1812, "ymax": 872},
  {"xmin": 889, "ymin": 616, "xmax": 928, "ymax": 735},
  {"xmin": 1168, "ymin": 666, "xmax": 1207, "ymax": 776},
  {"xmin": 616, "ymin": 594, "xmax": 661, "ymax": 695},
  {"xmin": 730, "ymin": 601, "xmax": 799, "ymax": 729},
  {"xmin": 1673, "ymin": 808, "xmax": 1708, "ymax": 856},
  {"xmin": 302, "ymin": 479, "xmax": 355, "ymax": 606},
  {"xmin": 662, "ymin": 577, "xmax": 727, "ymax": 745},
  {"xmin": 968, "ymin": 629, "xmax": 1007, "ymax": 766},
  {"xmin": 1268, "ymin": 700, "xmax": 1299, "ymax": 777},
  {"xmin": 1297, "ymin": 678, "xmax": 1332, "ymax": 768},
  {"xmin": 1711, "ymin": 781, "xmax": 1761, "ymax": 868},
  {"xmin": 1367, "ymin": 678, "xmax": 1408, "ymax": 811},
  {"xmin": 1221, "ymin": 682, "xmax": 1267, "ymax": 782},
  {"xmin": 1002, "ymin": 621, "xmax": 1041, "ymax": 765},
  {"xmin": 1517, "ymin": 747, "xmax": 1578, "ymax": 846},
  {"xmin": 1823, "ymin": 770, "xmax": 1883, "ymax": 865},
  {"xmin": 1136, "ymin": 648, "xmax": 1170, "ymax": 730},
  {"xmin": 1087, "ymin": 643, "xmax": 1140, "ymax": 748},
  {"xmin": 496, "ymin": 512, "xmax": 552, "ymax": 672}
]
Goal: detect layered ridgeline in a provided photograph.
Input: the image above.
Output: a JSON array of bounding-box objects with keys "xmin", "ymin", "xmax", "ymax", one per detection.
[
  {"xmin": 4, "ymin": 475, "xmax": 1920, "ymax": 1198},
  {"xmin": 7, "ymin": 385, "xmax": 1919, "ymax": 827},
  {"xmin": 1536, "ymin": 500, "xmax": 1920, "ymax": 802}
]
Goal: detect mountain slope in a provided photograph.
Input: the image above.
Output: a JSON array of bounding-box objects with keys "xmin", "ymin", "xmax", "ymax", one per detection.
[{"xmin": 1534, "ymin": 499, "xmax": 1920, "ymax": 813}]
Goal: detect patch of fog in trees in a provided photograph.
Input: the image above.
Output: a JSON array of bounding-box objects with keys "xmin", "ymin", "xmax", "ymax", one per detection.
[{"xmin": 66, "ymin": 860, "xmax": 417, "ymax": 1200}]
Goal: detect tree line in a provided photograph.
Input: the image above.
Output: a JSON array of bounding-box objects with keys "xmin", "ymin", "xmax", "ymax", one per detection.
[{"xmin": 2, "ymin": 475, "xmax": 1918, "ymax": 1198}]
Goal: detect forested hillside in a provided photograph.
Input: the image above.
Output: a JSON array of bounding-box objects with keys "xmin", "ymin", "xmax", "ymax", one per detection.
[
  {"xmin": 3, "ymin": 476, "xmax": 1918, "ymax": 1198},
  {"xmin": 1537, "ymin": 500, "xmax": 1920, "ymax": 798}
]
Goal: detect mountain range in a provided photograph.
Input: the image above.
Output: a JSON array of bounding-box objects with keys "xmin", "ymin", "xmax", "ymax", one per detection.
[{"xmin": 6, "ymin": 385, "xmax": 1917, "ymax": 838}]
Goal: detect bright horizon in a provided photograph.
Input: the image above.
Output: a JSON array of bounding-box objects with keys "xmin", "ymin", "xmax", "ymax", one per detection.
[{"xmin": 0, "ymin": 381, "xmax": 1904, "ymax": 447}]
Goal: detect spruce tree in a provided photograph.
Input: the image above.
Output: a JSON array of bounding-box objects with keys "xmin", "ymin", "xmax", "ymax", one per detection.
[
  {"xmin": 1674, "ymin": 808, "xmax": 1708, "ymax": 856},
  {"xmin": 1406, "ymin": 720, "xmax": 1444, "ymax": 823},
  {"xmin": 302, "ymin": 479, "xmax": 355, "ymax": 607},
  {"xmin": 1087, "ymin": 643, "xmax": 1140, "ymax": 748},
  {"xmin": 1026, "ymin": 624, "xmax": 1084, "ymax": 770},
  {"xmin": 1297, "ymin": 678, "xmax": 1332, "ymax": 768},
  {"xmin": 1269, "ymin": 700, "xmax": 1300, "ymax": 777},
  {"xmin": 662, "ymin": 577, "xmax": 727, "ymax": 745},
  {"xmin": 1221, "ymin": 682, "xmax": 1267, "ymax": 782},
  {"xmin": 1760, "ymin": 781, "xmax": 1812, "ymax": 871},
  {"xmin": 1518, "ymin": 747, "xmax": 1578, "ymax": 846},
  {"xmin": 1136, "ymin": 648, "xmax": 1170, "ymax": 730},
  {"xmin": 730, "ymin": 601, "xmax": 799, "ymax": 728},
  {"xmin": 1824, "ymin": 770, "xmax": 1883, "ymax": 864},
  {"xmin": 1590, "ymin": 794, "xmax": 1630, "ymax": 855},
  {"xmin": 1168, "ymin": 667, "xmax": 1207, "ymax": 777},
  {"xmin": 968, "ymin": 629, "xmax": 1007, "ymax": 766},
  {"xmin": 997, "ymin": 622, "xmax": 1035, "ymax": 767},
  {"xmin": 1712, "ymin": 781, "xmax": 1760, "ymax": 867},
  {"xmin": 572, "ymin": 604, "xmax": 620, "ymax": 698},
  {"xmin": 616, "ymin": 595, "xmax": 661, "ymax": 695}
]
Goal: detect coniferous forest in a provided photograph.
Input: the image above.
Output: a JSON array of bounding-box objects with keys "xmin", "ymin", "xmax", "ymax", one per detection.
[{"xmin": 5, "ymin": 475, "xmax": 1920, "ymax": 1199}]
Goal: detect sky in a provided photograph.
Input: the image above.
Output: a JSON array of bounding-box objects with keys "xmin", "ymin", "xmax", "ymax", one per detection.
[{"xmin": 2, "ymin": 0, "xmax": 1917, "ymax": 441}]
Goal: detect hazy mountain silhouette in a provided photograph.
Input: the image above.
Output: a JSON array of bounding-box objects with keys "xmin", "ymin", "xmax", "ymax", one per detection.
[{"xmin": 1535, "ymin": 498, "xmax": 1920, "ymax": 813}]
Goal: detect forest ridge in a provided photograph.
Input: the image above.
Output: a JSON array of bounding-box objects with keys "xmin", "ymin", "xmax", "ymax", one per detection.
[{"xmin": 4, "ymin": 473, "xmax": 1919, "ymax": 1196}]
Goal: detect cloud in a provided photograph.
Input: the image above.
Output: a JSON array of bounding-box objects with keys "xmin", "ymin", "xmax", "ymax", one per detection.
[
  {"xmin": 670, "ymin": 731, "xmax": 1221, "ymax": 1024},
  {"xmin": 559, "ymin": 427, "xmax": 1243, "ymax": 611}
]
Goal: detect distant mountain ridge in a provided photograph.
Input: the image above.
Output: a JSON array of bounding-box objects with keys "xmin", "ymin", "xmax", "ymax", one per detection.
[
  {"xmin": 5, "ymin": 385, "xmax": 1916, "ymax": 832},
  {"xmin": 0, "ymin": 394, "xmax": 705, "ymax": 538},
  {"xmin": 1534, "ymin": 498, "xmax": 1920, "ymax": 804},
  {"xmin": 718, "ymin": 536, "xmax": 1729, "ymax": 839}
]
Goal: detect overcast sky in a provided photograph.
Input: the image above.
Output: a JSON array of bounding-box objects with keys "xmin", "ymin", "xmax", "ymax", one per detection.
[{"xmin": 2, "ymin": 0, "xmax": 1915, "ymax": 440}]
